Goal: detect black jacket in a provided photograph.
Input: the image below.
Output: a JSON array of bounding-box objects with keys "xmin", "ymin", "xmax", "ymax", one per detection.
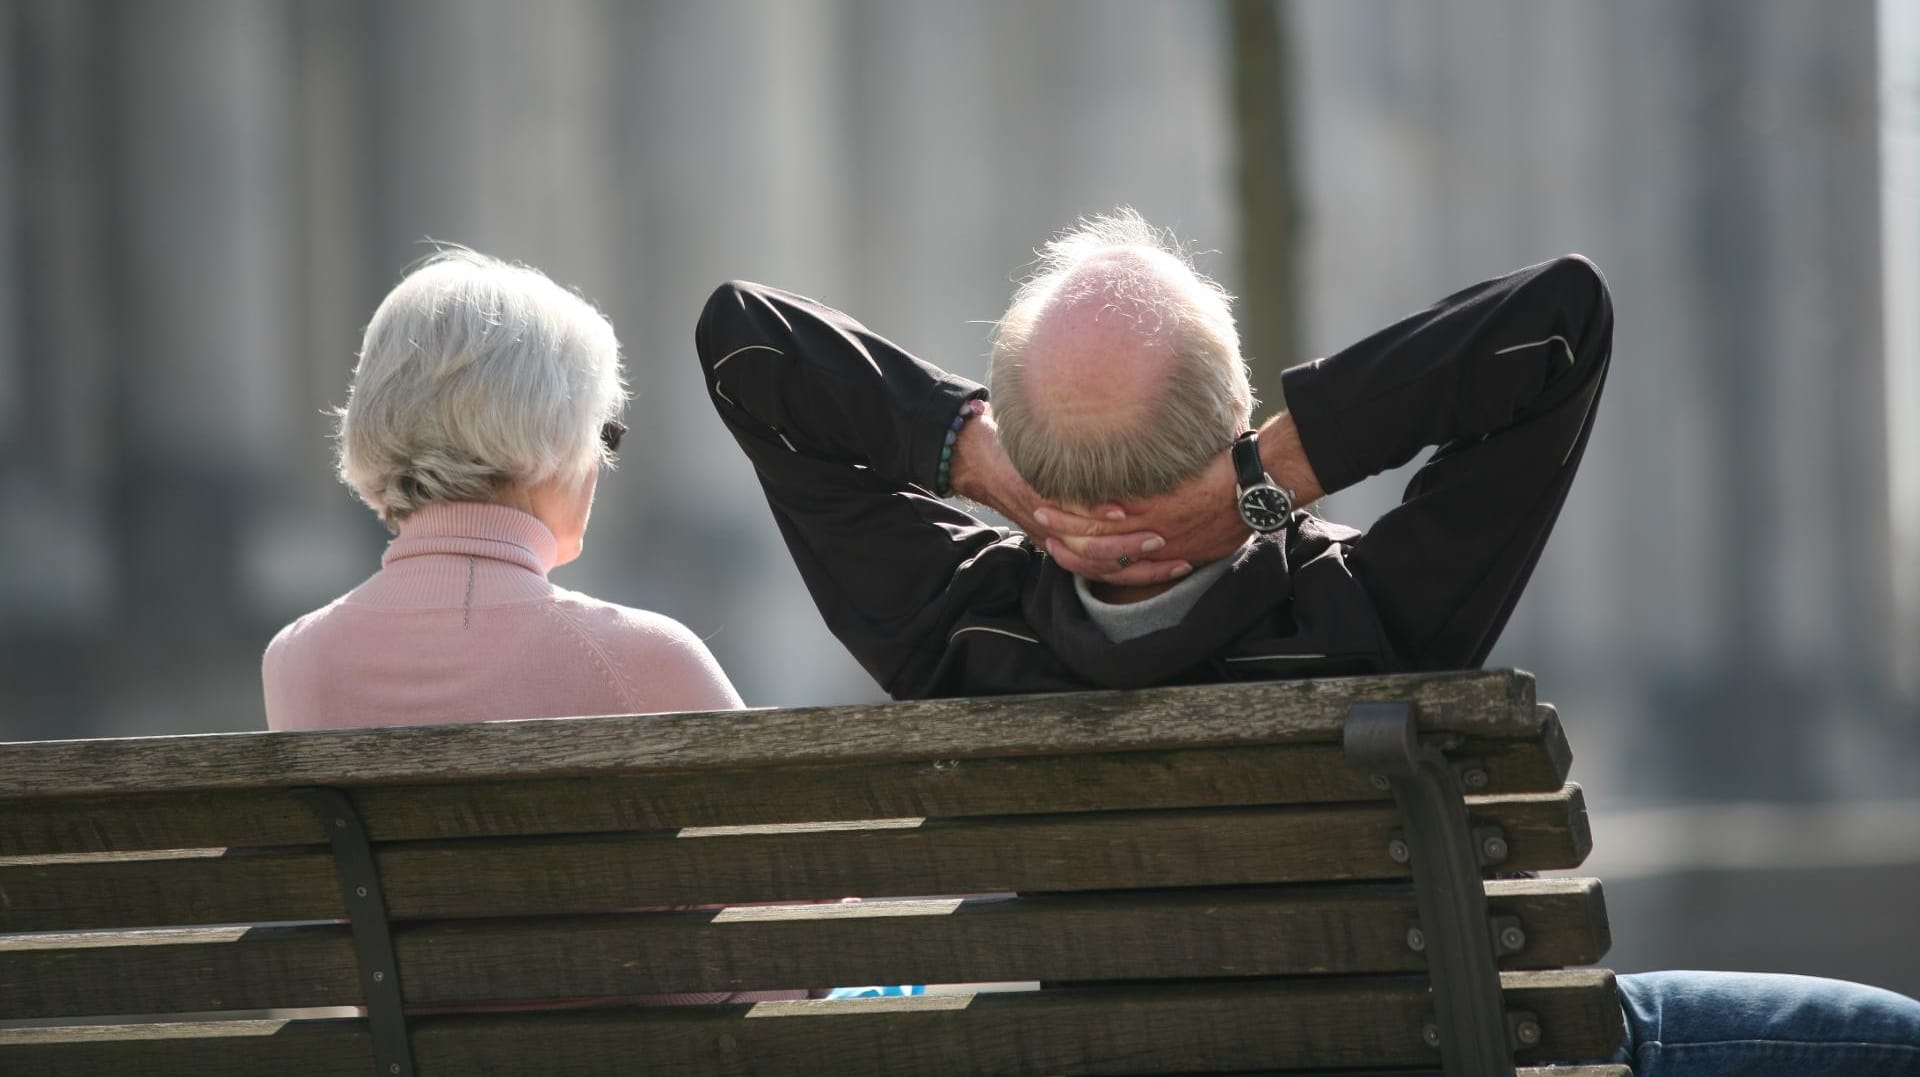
[{"xmin": 695, "ymin": 256, "xmax": 1613, "ymax": 700}]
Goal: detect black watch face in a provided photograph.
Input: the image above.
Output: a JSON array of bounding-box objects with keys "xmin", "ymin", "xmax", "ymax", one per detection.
[{"xmin": 1239, "ymin": 486, "xmax": 1291, "ymax": 532}]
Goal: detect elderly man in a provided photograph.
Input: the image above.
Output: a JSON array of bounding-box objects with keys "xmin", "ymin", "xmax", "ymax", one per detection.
[
  {"xmin": 698, "ymin": 211, "xmax": 1603, "ymax": 695},
  {"xmin": 696, "ymin": 211, "xmax": 1920, "ymax": 1075}
]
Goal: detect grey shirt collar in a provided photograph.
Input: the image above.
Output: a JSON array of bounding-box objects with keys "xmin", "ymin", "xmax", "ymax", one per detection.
[{"xmin": 1072, "ymin": 553, "xmax": 1239, "ymax": 643}]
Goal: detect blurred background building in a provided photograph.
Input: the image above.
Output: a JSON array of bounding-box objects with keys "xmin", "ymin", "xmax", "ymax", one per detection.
[{"xmin": 2, "ymin": 0, "xmax": 1916, "ymax": 992}]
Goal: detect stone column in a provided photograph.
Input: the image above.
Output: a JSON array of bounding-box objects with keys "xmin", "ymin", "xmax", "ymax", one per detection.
[
  {"xmin": 110, "ymin": 0, "xmax": 300, "ymax": 640},
  {"xmin": 0, "ymin": 1, "xmax": 118, "ymax": 634},
  {"xmin": 605, "ymin": 0, "xmax": 866, "ymax": 706},
  {"xmin": 1882, "ymin": 0, "xmax": 1920, "ymax": 701}
]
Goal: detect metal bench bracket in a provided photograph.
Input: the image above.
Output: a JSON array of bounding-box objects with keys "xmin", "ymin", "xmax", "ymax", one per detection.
[
  {"xmin": 298, "ymin": 786, "xmax": 415, "ymax": 1077},
  {"xmin": 1345, "ymin": 701, "xmax": 1516, "ymax": 1077}
]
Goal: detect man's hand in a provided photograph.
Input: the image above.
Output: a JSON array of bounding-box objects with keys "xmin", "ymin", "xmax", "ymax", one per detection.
[
  {"xmin": 1039, "ymin": 411, "xmax": 1326, "ymax": 572},
  {"xmin": 1039, "ymin": 452, "xmax": 1246, "ymax": 573},
  {"xmin": 949, "ymin": 405, "xmax": 1193, "ymax": 586}
]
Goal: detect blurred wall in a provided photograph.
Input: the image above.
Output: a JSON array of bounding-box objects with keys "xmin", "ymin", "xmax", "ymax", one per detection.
[
  {"xmin": 1, "ymin": 0, "xmax": 1915, "ymax": 991},
  {"xmin": 0, "ymin": 0, "xmax": 1237, "ymax": 731},
  {"xmin": 1294, "ymin": 0, "xmax": 1908, "ymax": 803}
]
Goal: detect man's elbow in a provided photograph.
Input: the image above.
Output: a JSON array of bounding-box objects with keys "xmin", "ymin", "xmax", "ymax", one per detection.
[
  {"xmin": 1543, "ymin": 253, "xmax": 1612, "ymax": 325},
  {"xmin": 695, "ymin": 278, "xmax": 737, "ymax": 351},
  {"xmin": 695, "ymin": 280, "xmax": 761, "ymax": 368}
]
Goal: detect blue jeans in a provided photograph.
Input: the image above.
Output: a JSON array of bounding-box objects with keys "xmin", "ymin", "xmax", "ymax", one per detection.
[{"xmin": 1609, "ymin": 971, "xmax": 1920, "ymax": 1076}]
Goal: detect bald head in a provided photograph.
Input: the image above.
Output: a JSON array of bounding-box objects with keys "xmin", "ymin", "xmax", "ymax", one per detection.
[
  {"xmin": 1019, "ymin": 251, "xmax": 1186, "ymax": 439},
  {"xmin": 989, "ymin": 211, "xmax": 1252, "ymax": 506}
]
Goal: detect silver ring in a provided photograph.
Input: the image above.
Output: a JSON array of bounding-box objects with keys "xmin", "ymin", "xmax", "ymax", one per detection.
[{"xmin": 1116, "ymin": 555, "xmax": 1133, "ymax": 568}]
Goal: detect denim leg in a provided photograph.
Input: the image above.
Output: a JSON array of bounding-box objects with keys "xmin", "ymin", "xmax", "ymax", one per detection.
[{"xmin": 1607, "ymin": 970, "xmax": 1920, "ymax": 1077}]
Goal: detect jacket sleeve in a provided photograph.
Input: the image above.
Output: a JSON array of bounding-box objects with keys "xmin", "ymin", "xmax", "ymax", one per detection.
[
  {"xmin": 694, "ymin": 281, "xmax": 1021, "ymax": 696},
  {"xmin": 1279, "ymin": 254, "xmax": 1615, "ymax": 669}
]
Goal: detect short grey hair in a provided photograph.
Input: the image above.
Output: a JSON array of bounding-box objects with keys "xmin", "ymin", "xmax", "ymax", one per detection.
[
  {"xmin": 988, "ymin": 208, "xmax": 1252, "ymax": 505},
  {"xmin": 336, "ymin": 249, "xmax": 628, "ymax": 528}
]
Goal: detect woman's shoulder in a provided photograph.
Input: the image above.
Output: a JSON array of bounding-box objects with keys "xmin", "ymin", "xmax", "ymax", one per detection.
[
  {"xmin": 547, "ymin": 588, "xmax": 705, "ymax": 646},
  {"xmin": 546, "ymin": 588, "xmax": 745, "ymax": 711},
  {"xmin": 261, "ymin": 594, "xmax": 368, "ymax": 730},
  {"xmin": 263, "ymin": 595, "xmax": 354, "ymax": 667}
]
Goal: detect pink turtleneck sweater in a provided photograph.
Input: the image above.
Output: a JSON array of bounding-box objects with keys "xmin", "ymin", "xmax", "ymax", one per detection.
[
  {"xmin": 263, "ymin": 503, "xmax": 805, "ymax": 1005},
  {"xmin": 263, "ymin": 501, "xmax": 743, "ymax": 730}
]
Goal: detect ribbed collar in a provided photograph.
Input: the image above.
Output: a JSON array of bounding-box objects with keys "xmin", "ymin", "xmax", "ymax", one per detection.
[{"xmin": 381, "ymin": 501, "xmax": 558, "ymax": 577}]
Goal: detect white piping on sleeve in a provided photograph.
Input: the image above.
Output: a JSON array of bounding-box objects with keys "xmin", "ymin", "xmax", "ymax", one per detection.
[
  {"xmin": 776, "ymin": 430, "xmax": 798, "ymax": 453},
  {"xmin": 1494, "ymin": 335, "xmax": 1577, "ymax": 369},
  {"xmin": 1224, "ymin": 652, "xmax": 1329, "ymax": 663},
  {"xmin": 1563, "ymin": 384, "xmax": 1601, "ymax": 466},
  {"xmin": 712, "ymin": 344, "xmax": 784, "ymax": 370},
  {"xmin": 949, "ymin": 625, "xmax": 1041, "ymax": 646},
  {"xmin": 1493, "ymin": 335, "xmax": 1598, "ymax": 465}
]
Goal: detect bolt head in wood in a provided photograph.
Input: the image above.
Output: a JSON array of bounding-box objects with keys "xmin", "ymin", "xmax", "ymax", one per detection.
[
  {"xmin": 1422, "ymin": 1023, "xmax": 1441, "ymax": 1047},
  {"xmin": 1516, "ymin": 1019, "xmax": 1542, "ymax": 1045},
  {"xmin": 1405, "ymin": 927, "xmax": 1426, "ymax": 952},
  {"xmin": 1387, "ymin": 838, "xmax": 1412, "ymax": 863},
  {"xmin": 1481, "ymin": 835, "xmax": 1509, "ymax": 861},
  {"xmin": 1461, "ymin": 768, "xmax": 1489, "ymax": 789},
  {"xmin": 1500, "ymin": 925, "xmax": 1526, "ymax": 952}
]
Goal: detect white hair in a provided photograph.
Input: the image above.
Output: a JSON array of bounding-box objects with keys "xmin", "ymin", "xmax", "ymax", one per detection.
[
  {"xmin": 336, "ymin": 249, "xmax": 628, "ymax": 528},
  {"xmin": 987, "ymin": 208, "xmax": 1253, "ymax": 505}
]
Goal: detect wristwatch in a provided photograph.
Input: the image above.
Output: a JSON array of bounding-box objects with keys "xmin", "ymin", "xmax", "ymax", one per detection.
[{"xmin": 1231, "ymin": 430, "xmax": 1294, "ymax": 534}]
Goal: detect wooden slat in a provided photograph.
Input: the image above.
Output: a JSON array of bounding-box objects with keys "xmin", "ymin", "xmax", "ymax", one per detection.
[
  {"xmin": 1508, "ymin": 969, "xmax": 1629, "ymax": 1067},
  {"xmin": 0, "ymin": 878, "xmax": 1609, "ymax": 1017},
  {"xmin": 0, "ymin": 789, "xmax": 1592, "ymax": 931},
  {"xmin": 0, "ymin": 970, "xmax": 1622, "ymax": 1076},
  {"xmin": 0, "ymin": 670, "xmax": 1536, "ymax": 796},
  {"xmin": 0, "ymin": 717, "xmax": 1573, "ymax": 855},
  {"xmin": 0, "ymin": 848, "xmax": 344, "ymax": 932},
  {"xmin": 1129, "ymin": 1070, "xmax": 1629, "ymax": 1077},
  {"xmin": 0, "ymin": 923, "xmax": 358, "ymax": 1018},
  {"xmin": 0, "ymin": 1018, "xmax": 370, "ymax": 1077}
]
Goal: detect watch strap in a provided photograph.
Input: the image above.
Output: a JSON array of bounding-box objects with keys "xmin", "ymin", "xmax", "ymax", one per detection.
[{"xmin": 1231, "ymin": 430, "xmax": 1267, "ymax": 490}]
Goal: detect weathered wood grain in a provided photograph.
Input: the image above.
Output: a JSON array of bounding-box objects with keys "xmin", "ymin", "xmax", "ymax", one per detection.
[
  {"xmin": 0, "ymin": 724, "xmax": 1572, "ymax": 856},
  {"xmin": 1477, "ymin": 786, "xmax": 1594, "ymax": 869},
  {"xmin": 1508, "ymin": 968, "xmax": 1630, "ymax": 1066},
  {"xmin": 0, "ymin": 670, "xmax": 1536, "ymax": 796},
  {"xmin": 0, "ymin": 970, "xmax": 1620, "ymax": 1076},
  {"xmin": 0, "ymin": 924, "xmax": 357, "ymax": 1017},
  {"xmin": 0, "ymin": 672, "xmax": 1617, "ymax": 1076},
  {"xmin": 0, "ymin": 878, "xmax": 1608, "ymax": 1017},
  {"xmin": 0, "ymin": 790, "xmax": 1590, "ymax": 931},
  {"xmin": 0, "ymin": 1018, "xmax": 371, "ymax": 1077},
  {"xmin": 1126, "ymin": 1070, "xmax": 1628, "ymax": 1077},
  {"xmin": 0, "ymin": 847, "xmax": 344, "ymax": 931}
]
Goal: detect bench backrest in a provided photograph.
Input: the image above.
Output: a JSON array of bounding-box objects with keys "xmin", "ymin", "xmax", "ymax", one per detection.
[{"xmin": 0, "ymin": 670, "xmax": 1626, "ymax": 1075}]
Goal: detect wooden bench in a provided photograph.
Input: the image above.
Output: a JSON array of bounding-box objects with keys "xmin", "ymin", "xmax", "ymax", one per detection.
[{"xmin": 0, "ymin": 669, "xmax": 1629, "ymax": 1076}]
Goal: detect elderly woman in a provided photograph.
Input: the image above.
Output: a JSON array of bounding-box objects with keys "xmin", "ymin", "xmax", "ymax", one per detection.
[{"xmin": 264, "ymin": 249, "xmax": 742, "ymax": 730}]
